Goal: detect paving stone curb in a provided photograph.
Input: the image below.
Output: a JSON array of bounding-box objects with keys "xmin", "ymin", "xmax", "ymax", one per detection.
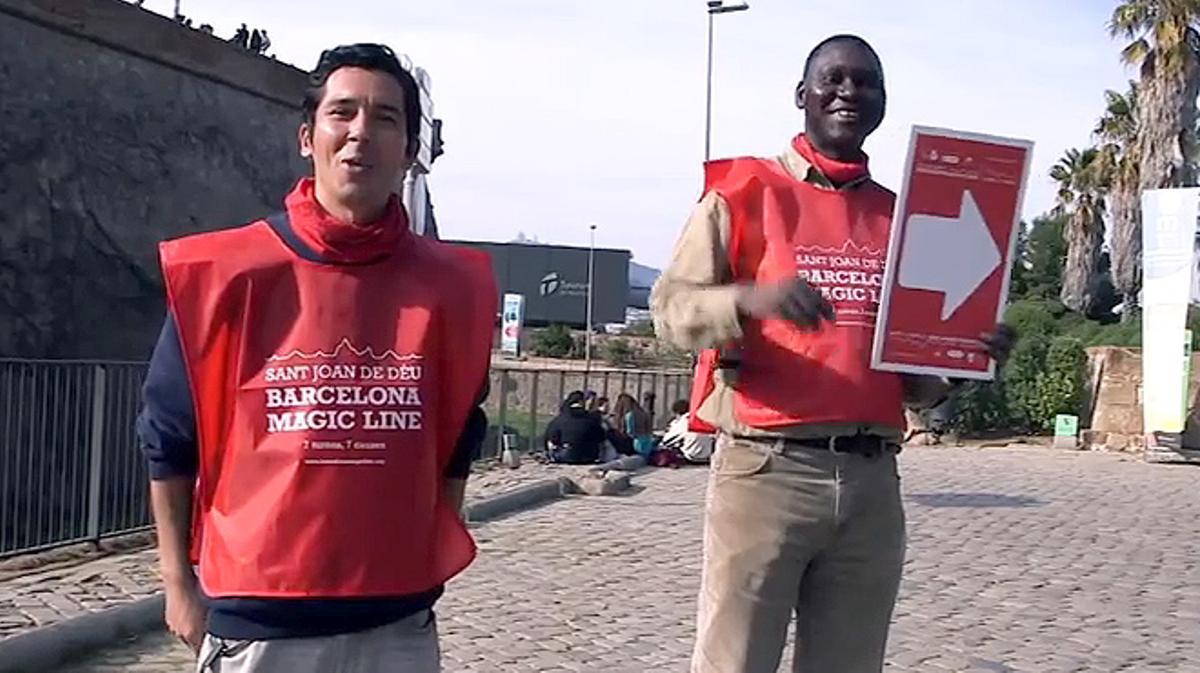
[
  {"xmin": 0, "ymin": 595, "xmax": 164, "ymax": 673},
  {"xmin": 1, "ymin": 456, "xmax": 651, "ymax": 672}
]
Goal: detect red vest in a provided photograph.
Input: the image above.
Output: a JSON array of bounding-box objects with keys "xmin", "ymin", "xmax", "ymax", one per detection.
[
  {"xmin": 688, "ymin": 157, "xmax": 906, "ymax": 432},
  {"xmin": 161, "ymin": 218, "xmax": 496, "ymax": 598}
]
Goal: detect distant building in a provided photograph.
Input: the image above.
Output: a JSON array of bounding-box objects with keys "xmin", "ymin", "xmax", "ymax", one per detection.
[
  {"xmin": 628, "ymin": 261, "xmax": 661, "ymax": 310},
  {"xmin": 448, "ymin": 241, "xmax": 630, "ymax": 327}
]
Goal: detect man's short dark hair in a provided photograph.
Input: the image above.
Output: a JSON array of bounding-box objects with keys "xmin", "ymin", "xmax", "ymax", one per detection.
[
  {"xmin": 802, "ymin": 34, "xmax": 883, "ymax": 83},
  {"xmin": 303, "ymin": 43, "xmax": 421, "ymax": 147},
  {"xmin": 671, "ymin": 399, "xmax": 689, "ymax": 416}
]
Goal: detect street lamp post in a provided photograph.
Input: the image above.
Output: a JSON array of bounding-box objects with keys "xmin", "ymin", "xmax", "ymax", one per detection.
[
  {"xmin": 705, "ymin": 1, "xmax": 749, "ymax": 161},
  {"xmin": 584, "ymin": 224, "xmax": 597, "ymax": 393}
]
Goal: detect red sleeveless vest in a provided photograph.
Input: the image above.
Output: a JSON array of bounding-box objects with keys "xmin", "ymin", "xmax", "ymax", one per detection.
[
  {"xmin": 688, "ymin": 157, "xmax": 906, "ymax": 432},
  {"xmin": 160, "ymin": 217, "xmax": 496, "ymax": 598}
]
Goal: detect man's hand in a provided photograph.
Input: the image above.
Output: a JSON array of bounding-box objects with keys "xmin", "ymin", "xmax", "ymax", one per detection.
[
  {"xmin": 164, "ymin": 575, "xmax": 206, "ymax": 653},
  {"xmin": 736, "ymin": 278, "xmax": 835, "ymax": 330},
  {"xmin": 982, "ymin": 323, "xmax": 1018, "ymax": 367}
]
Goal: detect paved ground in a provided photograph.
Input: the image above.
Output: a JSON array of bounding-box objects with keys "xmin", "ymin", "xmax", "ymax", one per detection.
[
  {"xmin": 52, "ymin": 446, "xmax": 1200, "ymax": 672},
  {"xmin": 0, "ymin": 458, "xmax": 571, "ymax": 640}
]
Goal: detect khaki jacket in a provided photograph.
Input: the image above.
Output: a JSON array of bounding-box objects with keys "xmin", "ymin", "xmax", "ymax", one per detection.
[{"xmin": 650, "ymin": 142, "xmax": 950, "ymax": 441}]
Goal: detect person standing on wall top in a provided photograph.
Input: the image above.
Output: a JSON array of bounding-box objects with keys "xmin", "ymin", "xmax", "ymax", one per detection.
[
  {"xmin": 651, "ymin": 34, "xmax": 1016, "ymax": 673},
  {"xmin": 136, "ymin": 43, "xmax": 495, "ymax": 673}
]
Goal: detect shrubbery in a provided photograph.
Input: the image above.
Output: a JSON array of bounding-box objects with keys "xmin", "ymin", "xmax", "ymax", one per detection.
[
  {"xmin": 951, "ymin": 298, "xmax": 1118, "ymax": 434},
  {"xmin": 605, "ymin": 339, "xmax": 639, "ymax": 366},
  {"xmin": 528, "ymin": 324, "xmax": 575, "ymax": 358}
]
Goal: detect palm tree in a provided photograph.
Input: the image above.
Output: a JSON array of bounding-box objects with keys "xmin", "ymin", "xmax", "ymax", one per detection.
[
  {"xmin": 1110, "ymin": 0, "xmax": 1200, "ymax": 188},
  {"xmin": 1051, "ymin": 148, "xmax": 1107, "ymax": 314},
  {"xmin": 1094, "ymin": 83, "xmax": 1142, "ymax": 316}
]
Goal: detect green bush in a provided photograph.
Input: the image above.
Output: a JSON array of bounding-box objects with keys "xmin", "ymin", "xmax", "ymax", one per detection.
[
  {"xmin": 1073, "ymin": 319, "xmax": 1141, "ymax": 348},
  {"xmin": 1003, "ymin": 333, "xmax": 1050, "ymax": 431},
  {"xmin": 1003, "ymin": 299, "xmax": 1061, "ymax": 341},
  {"xmin": 952, "ymin": 380, "xmax": 1010, "ymax": 433},
  {"xmin": 951, "ymin": 334, "xmax": 1086, "ymax": 435},
  {"xmin": 529, "ymin": 324, "xmax": 575, "ymax": 358},
  {"xmin": 1036, "ymin": 337, "xmax": 1086, "ymax": 429},
  {"xmin": 605, "ymin": 338, "xmax": 639, "ymax": 366},
  {"xmin": 622, "ymin": 320, "xmax": 656, "ymax": 337}
]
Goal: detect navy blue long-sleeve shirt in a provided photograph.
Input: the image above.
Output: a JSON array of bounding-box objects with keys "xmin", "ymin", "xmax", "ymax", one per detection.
[{"xmin": 136, "ymin": 214, "xmax": 487, "ymax": 640}]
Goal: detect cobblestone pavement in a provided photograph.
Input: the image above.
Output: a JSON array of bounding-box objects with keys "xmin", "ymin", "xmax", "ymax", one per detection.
[
  {"xmin": 0, "ymin": 459, "xmax": 570, "ymax": 641},
  {"xmin": 52, "ymin": 446, "xmax": 1200, "ymax": 672}
]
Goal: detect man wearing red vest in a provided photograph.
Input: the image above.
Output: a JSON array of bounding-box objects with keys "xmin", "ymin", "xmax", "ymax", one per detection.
[
  {"xmin": 652, "ymin": 35, "xmax": 1015, "ymax": 672},
  {"xmin": 137, "ymin": 44, "xmax": 495, "ymax": 672}
]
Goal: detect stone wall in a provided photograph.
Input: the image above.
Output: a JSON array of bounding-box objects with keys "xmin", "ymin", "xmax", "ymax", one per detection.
[
  {"xmin": 1082, "ymin": 346, "xmax": 1200, "ymax": 451},
  {"xmin": 0, "ymin": 0, "xmax": 309, "ymax": 359}
]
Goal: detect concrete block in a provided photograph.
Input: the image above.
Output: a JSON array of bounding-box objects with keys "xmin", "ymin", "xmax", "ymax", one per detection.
[
  {"xmin": 574, "ymin": 471, "xmax": 632, "ymax": 496},
  {"xmin": 1080, "ymin": 430, "xmax": 1107, "ymax": 449},
  {"xmin": 1053, "ymin": 435, "xmax": 1079, "ymax": 450},
  {"xmin": 1107, "ymin": 433, "xmax": 1131, "ymax": 451}
]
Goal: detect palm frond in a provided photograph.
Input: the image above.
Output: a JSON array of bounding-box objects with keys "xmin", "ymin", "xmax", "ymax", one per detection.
[
  {"xmin": 1109, "ymin": 0, "xmax": 1155, "ymax": 39},
  {"xmin": 1121, "ymin": 37, "xmax": 1153, "ymax": 66}
]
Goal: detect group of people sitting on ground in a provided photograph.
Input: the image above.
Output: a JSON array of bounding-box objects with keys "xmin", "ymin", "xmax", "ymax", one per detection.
[{"xmin": 543, "ymin": 391, "xmax": 712, "ymax": 466}]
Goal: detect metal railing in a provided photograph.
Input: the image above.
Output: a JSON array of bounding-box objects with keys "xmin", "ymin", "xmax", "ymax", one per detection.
[
  {"xmin": 0, "ymin": 360, "xmax": 149, "ymax": 559},
  {"xmin": 0, "ymin": 359, "xmax": 690, "ymax": 558},
  {"xmin": 481, "ymin": 365, "xmax": 692, "ymax": 460}
]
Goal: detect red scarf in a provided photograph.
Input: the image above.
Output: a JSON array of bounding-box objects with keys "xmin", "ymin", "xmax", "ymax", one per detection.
[
  {"xmin": 791, "ymin": 134, "xmax": 870, "ymax": 186},
  {"xmin": 284, "ymin": 178, "xmax": 408, "ymax": 264}
]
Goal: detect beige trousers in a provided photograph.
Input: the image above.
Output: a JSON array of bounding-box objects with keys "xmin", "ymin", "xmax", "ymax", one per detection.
[
  {"xmin": 196, "ymin": 610, "xmax": 439, "ymax": 673},
  {"xmin": 691, "ymin": 435, "xmax": 906, "ymax": 673}
]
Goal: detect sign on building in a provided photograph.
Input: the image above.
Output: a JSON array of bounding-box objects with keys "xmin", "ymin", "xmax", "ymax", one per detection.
[{"xmin": 500, "ymin": 293, "xmax": 525, "ymax": 357}]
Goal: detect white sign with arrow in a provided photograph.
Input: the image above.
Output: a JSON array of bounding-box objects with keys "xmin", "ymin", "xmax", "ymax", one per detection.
[
  {"xmin": 897, "ymin": 190, "xmax": 1001, "ymax": 321},
  {"xmin": 871, "ymin": 125, "xmax": 1033, "ymax": 380}
]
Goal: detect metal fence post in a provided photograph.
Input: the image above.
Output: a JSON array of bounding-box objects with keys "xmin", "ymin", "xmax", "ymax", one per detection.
[
  {"xmin": 651, "ymin": 373, "xmax": 660, "ymax": 429},
  {"xmin": 528, "ymin": 371, "xmax": 539, "ymax": 451},
  {"xmin": 496, "ymin": 370, "xmax": 509, "ymax": 457},
  {"xmin": 86, "ymin": 365, "xmax": 107, "ymax": 544}
]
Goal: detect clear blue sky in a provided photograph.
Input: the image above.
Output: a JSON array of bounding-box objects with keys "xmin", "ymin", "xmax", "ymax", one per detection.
[{"xmin": 144, "ymin": 0, "xmax": 1132, "ymax": 269}]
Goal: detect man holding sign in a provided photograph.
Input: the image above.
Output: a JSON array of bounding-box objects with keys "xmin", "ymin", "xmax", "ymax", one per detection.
[{"xmin": 652, "ymin": 35, "xmax": 1016, "ymax": 672}]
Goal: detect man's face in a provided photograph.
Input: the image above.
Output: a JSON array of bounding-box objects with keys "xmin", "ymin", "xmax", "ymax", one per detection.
[
  {"xmin": 797, "ymin": 41, "xmax": 886, "ymax": 158},
  {"xmin": 299, "ymin": 67, "xmax": 413, "ymax": 219}
]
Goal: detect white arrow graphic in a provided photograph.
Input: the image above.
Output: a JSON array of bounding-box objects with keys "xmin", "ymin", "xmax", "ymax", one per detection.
[{"xmin": 898, "ymin": 190, "xmax": 1000, "ymax": 321}]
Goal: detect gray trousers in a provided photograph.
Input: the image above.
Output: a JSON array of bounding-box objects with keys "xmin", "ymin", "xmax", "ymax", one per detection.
[
  {"xmin": 691, "ymin": 435, "xmax": 906, "ymax": 673},
  {"xmin": 196, "ymin": 610, "xmax": 440, "ymax": 673}
]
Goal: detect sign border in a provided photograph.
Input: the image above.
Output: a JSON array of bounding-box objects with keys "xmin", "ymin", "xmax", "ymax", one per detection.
[{"xmin": 870, "ymin": 125, "xmax": 1035, "ymax": 380}]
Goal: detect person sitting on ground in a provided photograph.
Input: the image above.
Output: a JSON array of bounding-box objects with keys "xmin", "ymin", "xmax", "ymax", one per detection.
[
  {"xmin": 587, "ymin": 394, "xmax": 607, "ymax": 418},
  {"xmin": 661, "ymin": 399, "xmax": 714, "ymax": 464},
  {"xmin": 544, "ymin": 391, "xmax": 607, "ymax": 464},
  {"xmin": 612, "ymin": 393, "xmax": 655, "ymax": 458},
  {"xmin": 544, "ymin": 391, "xmax": 583, "ymax": 454},
  {"xmin": 588, "ymin": 395, "xmax": 630, "ymax": 455},
  {"xmin": 642, "ymin": 391, "xmax": 658, "ymax": 430}
]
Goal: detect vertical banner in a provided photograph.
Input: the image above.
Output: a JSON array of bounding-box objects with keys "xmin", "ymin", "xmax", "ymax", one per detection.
[
  {"xmin": 1141, "ymin": 189, "xmax": 1199, "ymax": 438},
  {"xmin": 500, "ymin": 293, "xmax": 525, "ymax": 358}
]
